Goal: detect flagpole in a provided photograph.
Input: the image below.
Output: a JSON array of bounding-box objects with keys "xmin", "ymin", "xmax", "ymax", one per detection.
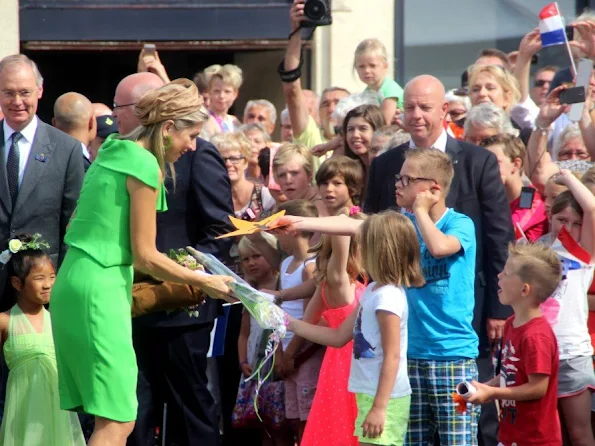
[{"xmin": 558, "ymin": 2, "xmax": 578, "ymax": 75}]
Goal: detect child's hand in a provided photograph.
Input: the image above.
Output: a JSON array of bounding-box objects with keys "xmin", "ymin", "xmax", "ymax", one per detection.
[
  {"xmin": 467, "ymin": 381, "xmax": 494, "ymax": 405},
  {"xmin": 282, "ymin": 352, "xmax": 297, "ymax": 377},
  {"xmin": 240, "ymin": 362, "xmax": 253, "ymax": 378},
  {"xmin": 553, "ymin": 169, "xmax": 574, "ymax": 185},
  {"xmin": 268, "ymin": 215, "xmax": 301, "ymax": 236},
  {"xmin": 412, "ymin": 190, "xmax": 440, "ymax": 214},
  {"xmin": 362, "ymin": 406, "xmax": 386, "ymax": 439}
]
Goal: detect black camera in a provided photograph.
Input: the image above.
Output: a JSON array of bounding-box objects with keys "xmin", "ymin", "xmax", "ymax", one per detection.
[{"xmin": 302, "ymin": 0, "xmax": 332, "ymax": 28}]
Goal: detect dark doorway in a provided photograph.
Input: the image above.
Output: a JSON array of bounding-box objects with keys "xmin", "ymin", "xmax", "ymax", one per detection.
[{"xmin": 22, "ymin": 48, "xmax": 234, "ymax": 123}]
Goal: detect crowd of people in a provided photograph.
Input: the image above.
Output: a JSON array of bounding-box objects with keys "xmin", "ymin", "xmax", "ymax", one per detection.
[{"xmin": 3, "ymin": 0, "xmax": 595, "ymax": 445}]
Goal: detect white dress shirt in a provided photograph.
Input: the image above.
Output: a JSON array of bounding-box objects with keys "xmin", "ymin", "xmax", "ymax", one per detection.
[
  {"xmin": 408, "ymin": 128, "xmax": 448, "ymax": 152},
  {"xmin": 3, "ymin": 116, "xmax": 38, "ymax": 186},
  {"xmin": 81, "ymin": 143, "xmax": 90, "ymax": 161}
]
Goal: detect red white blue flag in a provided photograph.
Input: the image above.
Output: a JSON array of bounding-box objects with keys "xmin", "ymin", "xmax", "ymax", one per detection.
[{"xmin": 539, "ymin": 3, "xmax": 567, "ymax": 47}]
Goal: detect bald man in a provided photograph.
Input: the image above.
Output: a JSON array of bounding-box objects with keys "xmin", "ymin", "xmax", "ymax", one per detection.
[
  {"xmin": 53, "ymin": 92, "xmax": 97, "ymax": 170},
  {"xmin": 113, "ymin": 72, "xmax": 165, "ymax": 134},
  {"xmin": 92, "ymin": 102, "xmax": 112, "ymax": 117},
  {"xmin": 366, "ymin": 75, "xmax": 513, "ymax": 445}
]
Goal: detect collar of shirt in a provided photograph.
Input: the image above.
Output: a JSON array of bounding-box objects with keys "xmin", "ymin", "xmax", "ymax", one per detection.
[
  {"xmin": 408, "ymin": 128, "xmax": 448, "ymax": 152},
  {"xmin": 81, "ymin": 143, "xmax": 90, "ymax": 160},
  {"xmin": 3, "ymin": 116, "xmax": 38, "ymax": 146}
]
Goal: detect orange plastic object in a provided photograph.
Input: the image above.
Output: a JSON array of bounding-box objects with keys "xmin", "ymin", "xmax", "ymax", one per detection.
[{"xmin": 451, "ymin": 392, "xmax": 468, "ymax": 414}]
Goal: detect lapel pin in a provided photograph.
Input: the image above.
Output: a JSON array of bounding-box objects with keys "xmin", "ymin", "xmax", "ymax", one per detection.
[{"xmin": 35, "ymin": 153, "xmax": 46, "ymax": 163}]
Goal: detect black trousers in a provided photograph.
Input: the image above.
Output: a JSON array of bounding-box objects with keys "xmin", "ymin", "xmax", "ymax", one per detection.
[
  {"xmin": 127, "ymin": 322, "xmax": 219, "ymax": 446},
  {"xmin": 477, "ymin": 354, "xmax": 499, "ymax": 446}
]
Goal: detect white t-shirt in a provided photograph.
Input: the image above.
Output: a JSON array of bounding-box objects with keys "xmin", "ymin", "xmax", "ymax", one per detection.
[
  {"xmin": 348, "ymin": 283, "xmax": 411, "ymax": 398},
  {"xmin": 540, "ymin": 231, "xmax": 595, "ymax": 359},
  {"xmin": 280, "ymin": 255, "xmax": 315, "ymax": 349}
]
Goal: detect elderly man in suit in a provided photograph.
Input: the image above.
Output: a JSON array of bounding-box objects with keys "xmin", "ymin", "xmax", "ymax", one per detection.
[
  {"xmin": 365, "ymin": 75, "xmax": 514, "ymax": 446},
  {"xmin": 0, "ymin": 54, "xmax": 83, "ymax": 307},
  {"xmin": 114, "ymin": 72, "xmax": 234, "ymax": 446}
]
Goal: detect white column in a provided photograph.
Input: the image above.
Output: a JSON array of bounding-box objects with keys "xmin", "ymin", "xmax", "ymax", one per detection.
[
  {"xmin": 311, "ymin": 0, "xmax": 396, "ymax": 93},
  {"xmin": 0, "ymin": 0, "xmax": 20, "ymax": 58}
]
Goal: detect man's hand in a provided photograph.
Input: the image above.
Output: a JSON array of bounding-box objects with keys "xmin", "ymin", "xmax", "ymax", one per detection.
[
  {"xmin": 486, "ymin": 318, "xmax": 506, "ymax": 341},
  {"xmin": 138, "ymin": 49, "xmax": 171, "ymax": 84},
  {"xmin": 467, "ymin": 381, "xmax": 495, "ymax": 405},
  {"xmin": 536, "ymin": 86, "xmax": 571, "ymax": 128},
  {"xmin": 412, "ymin": 190, "xmax": 440, "ymax": 214},
  {"xmin": 290, "ymin": 0, "xmax": 306, "ymax": 33},
  {"xmin": 362, "ymin": 406, "xmax": 386, "ymax": 439}
]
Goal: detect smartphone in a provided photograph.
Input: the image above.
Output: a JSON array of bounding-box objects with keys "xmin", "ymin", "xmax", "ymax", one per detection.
[
  {"xmin": 559, "ymin": 86, "xmax": 586, "ymax": 104},
  {"xmin": 143, "ymin": 43, "xmax": 156, "ymax": 57},
  {"xmin": 518, "ymin": 186, "xmax": 535, "ymax": 210},
  {"xmin": 565, "ymin": 25, "xmax": 574, "ymax": 41},
  {"xmin": 568, "ymin": 58, "xmax": 592, "ymax": 122}
]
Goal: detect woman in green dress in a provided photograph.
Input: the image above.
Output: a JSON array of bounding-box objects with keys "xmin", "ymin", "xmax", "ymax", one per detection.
[{"xmin": 50, "ymin": 79, "xmax": 233, "ymax": 446}]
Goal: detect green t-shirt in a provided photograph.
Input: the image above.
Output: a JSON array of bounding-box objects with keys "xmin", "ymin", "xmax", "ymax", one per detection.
[
  {"xmin": 367, "ymin": 77, "xmax": 404, "ymax": 107},
  {"xmin": 293, "ymin": 115, "xmax": 330, "ymax": 171}
]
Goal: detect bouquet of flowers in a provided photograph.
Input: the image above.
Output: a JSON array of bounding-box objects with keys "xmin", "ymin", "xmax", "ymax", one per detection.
[
  {"xmin": 186, "ymin": 247, "xmax": 288, "ymax": 419},
  {"xmin": 167, "ymin": 248, "xmax": 206, "ymax": 317}
]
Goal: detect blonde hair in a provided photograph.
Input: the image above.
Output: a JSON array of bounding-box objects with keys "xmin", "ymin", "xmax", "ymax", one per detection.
[
  {"xmin": 404, "ymin": 148, "xmax": 454, "ymax": 196},
  {"xmin": 272, "ymin": 142, "xmax": 315, "ymax": 183},
  {"xmin": 508, "ymin": 243, "xmax": 562, "ymax": 303},
  {"xmin": 238, "ymin": 232, "xmax": 278, "ymax": 258},
  {"xmin": 360, "ymin": 211, "xmax": 425, "ymax": 287},
  {"xmin": 204, "ymin": 64, "xmax": 243, "ymax": 91},
  {"xmin": 354, "ymin": 38, "xmax": 389, "ymax": 67},
  {"xmin": 124, "ymin": 79, "xmax": 208, "ymax": 176},
  {"xmin": 211, "ymin": 132, "xmax": 252, "ymax": 159},
  {"xmin": 468, "ymin": 64, "xmax": 521, "ymax": 111},
  {"xmin": 311, "ymin": 211, "xmax": 365, "ymax": 284}
]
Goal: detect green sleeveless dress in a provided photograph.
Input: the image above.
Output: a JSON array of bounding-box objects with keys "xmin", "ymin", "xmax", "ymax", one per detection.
[
  {"xmin": 0, "ymin": 305, "xmax": 85, "ymax": 445},
  {"xmin": 50, "ymin": 136, "xmax": 167, "ymax": 422}
]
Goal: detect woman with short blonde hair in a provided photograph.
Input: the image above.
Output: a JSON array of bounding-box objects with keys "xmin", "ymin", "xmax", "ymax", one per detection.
[{"xmin": 468, "ymin": 64, "xmax": 521, "ymax": 113}]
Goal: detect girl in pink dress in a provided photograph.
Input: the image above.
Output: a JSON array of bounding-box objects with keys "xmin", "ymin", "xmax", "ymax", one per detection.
[{"xmin": 282, "ymin": 156, "xmax": 366, "ymax": 445}]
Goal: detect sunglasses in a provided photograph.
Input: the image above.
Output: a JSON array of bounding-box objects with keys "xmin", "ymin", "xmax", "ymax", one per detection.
[{"xmin": 534, "ymin": 79, "xmax": 550, "ymax": 88}]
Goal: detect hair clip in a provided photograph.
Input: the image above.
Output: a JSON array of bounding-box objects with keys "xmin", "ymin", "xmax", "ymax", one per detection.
[
  {"xmin": 349, "ymin": 206, "xmax": 361, "ymax": 216},
  {"xmin": 35, "ymin": 153, "xmax": 46, "ymax": 163}
]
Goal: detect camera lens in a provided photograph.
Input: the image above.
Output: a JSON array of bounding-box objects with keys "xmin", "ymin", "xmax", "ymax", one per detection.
[{"xmin": 305, "ymin": 0, "xmax": 326, "ymax": 20}]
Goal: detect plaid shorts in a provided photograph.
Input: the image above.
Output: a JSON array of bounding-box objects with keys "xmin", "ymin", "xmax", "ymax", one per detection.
[{"xmin": 405, "ymin": 358, "xmax": 479, "ymax": 446}]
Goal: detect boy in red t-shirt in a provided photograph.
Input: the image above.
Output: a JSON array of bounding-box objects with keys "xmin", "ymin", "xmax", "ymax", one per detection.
[
  {"xmin": 480, "ymin": 134, "xmax": 548, "ymax": 242},
  {"xmin": 468, "ymin": 243, "xmax": 562, "ymax": 446}
]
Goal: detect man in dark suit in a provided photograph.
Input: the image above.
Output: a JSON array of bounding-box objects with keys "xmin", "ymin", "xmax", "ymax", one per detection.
[
  {"xmin": 52, "ymin": 92, "xmax": 97, "ymax": 172},
  {"xmin": 116, "ymin": 73, "xmax": 234, "ymax": 446},
  {"xmin": 0, "ymin": 54, "xmax": 84, "ymax": 307},
  {"xmin": 365, "ymin": 75, "xmax": 514, "ymax": 446}
]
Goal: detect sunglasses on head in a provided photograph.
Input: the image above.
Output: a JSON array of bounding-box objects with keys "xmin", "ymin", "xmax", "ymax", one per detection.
[{"xmin": 534, "ymin": 79, "xmax": 550, "ymax": 88}]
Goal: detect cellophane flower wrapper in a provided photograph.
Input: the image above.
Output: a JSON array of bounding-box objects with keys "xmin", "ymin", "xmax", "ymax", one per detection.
[{"xmin": 189, "ymin": 250, "xmax": 288, "ymax": 420}]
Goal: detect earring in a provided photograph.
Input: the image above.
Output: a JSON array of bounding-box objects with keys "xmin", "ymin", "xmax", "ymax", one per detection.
[{"xmin": 163, "ymin": 135, "xmax": 173, "ymax": 151}]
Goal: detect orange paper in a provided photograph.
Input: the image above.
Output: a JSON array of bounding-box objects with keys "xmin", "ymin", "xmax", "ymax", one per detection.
[
  {"xmin": 216, "ymin": 210, "xmax": 288, "ymax": 239},
  {"xmin": 451, "ymin": 393, "xmax": 468, "ymax": 414}
]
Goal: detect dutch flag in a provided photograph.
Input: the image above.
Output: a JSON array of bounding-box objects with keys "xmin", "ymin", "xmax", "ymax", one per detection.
[{"xmin": 539, "ymin": 3, "xmax": 567, "ymax": 47}]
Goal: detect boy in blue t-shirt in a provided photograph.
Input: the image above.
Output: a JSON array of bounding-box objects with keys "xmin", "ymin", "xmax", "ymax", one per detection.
[{"xmin": 396, "ymin": 148, "xmax": 479, "ymax": 445}]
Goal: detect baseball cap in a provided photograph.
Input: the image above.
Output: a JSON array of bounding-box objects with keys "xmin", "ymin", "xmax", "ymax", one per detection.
[{"xmin": 96, "ymin": 115, "xmax": 119, "ymax": 139}]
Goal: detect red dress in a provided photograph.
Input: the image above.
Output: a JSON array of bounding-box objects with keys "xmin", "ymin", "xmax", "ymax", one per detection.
[{"xmin": 301, "ymin": 281, "xmax": 366, "ymax": 446}]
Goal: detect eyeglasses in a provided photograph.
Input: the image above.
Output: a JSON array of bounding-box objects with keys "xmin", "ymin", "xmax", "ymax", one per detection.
[
  {"xmin": 222, "ymin": 155, "xmax": 245, "ymax": 165},
  {"xmin": 112, "ymin": 102, "xmax": 136, "ymax": 110},
  {"xmin": 534, "ymin": 79, "xmax": 550, "ymax": 88},
  {"xmin": 1, "ymin": 89, "xmax": 35, "ymax": 101},
  {"xmin": 557, "ymin": 151, "xmax": 590, "ymax": 160},
  {"xmin": 395, "ymin": 174, "xmax": 435, "ymax": 188}
]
